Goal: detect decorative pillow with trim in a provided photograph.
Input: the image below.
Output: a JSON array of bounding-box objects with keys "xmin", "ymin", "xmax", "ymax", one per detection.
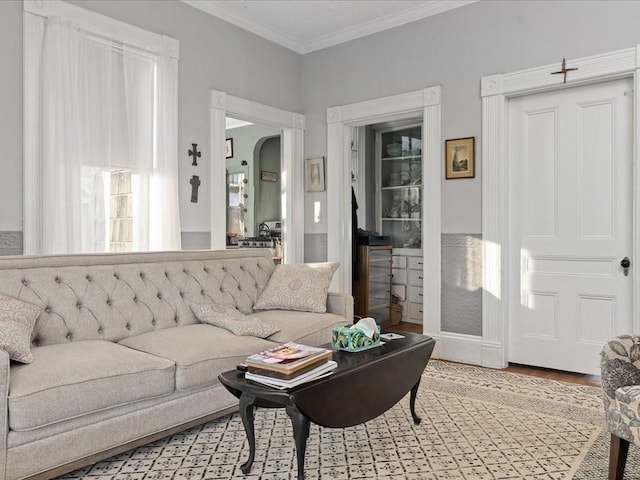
[
  {"xmin": 190, "ymin": 303, "xmax": 280, "ymax": 338},
  {"xmin": 0, "ymin": 294, "xmax": 41, "ymax": 364},
  {"xmin": 253, "ymin": 262, "xmax": 339, "ymax": 313}
]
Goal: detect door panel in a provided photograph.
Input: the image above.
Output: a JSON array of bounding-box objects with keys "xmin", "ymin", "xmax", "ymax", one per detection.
[{"xmin": 509, "ymin": 78, "xmax": 633, "ymax": 374}]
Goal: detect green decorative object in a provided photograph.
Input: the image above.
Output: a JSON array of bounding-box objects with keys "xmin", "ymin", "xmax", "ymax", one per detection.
[{"xmin": 331, "ymin": 324, "xmax": 381, "ymax": 352}]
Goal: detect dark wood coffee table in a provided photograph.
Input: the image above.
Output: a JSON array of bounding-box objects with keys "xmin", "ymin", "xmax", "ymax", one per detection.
[{"xmin": 218, "ymin": 332, "xmax": 435, "ymax": 479}]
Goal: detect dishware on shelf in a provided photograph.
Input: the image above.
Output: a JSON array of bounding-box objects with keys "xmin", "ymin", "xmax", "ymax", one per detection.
[{"xmin": 386, "ymin": 143, "xmax": 402, "ymax": 157}]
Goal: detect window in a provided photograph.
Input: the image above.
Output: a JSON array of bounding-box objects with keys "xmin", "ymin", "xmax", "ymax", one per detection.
[
  {"xmin": 24, "ymin": 1, "xmax": 181, "ymax": 254},
  {"xmin": 109, "ymin": 170, "xmax": 133, "ymax": 252}
]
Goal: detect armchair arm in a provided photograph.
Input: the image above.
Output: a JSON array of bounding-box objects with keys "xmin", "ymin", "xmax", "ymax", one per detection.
[
  {"xmin": 326, "ymin": 292, "xmax": 353, "ymax": 323},
  {"xmin": 600, "ymin": 335, "xmax": 640, "ymax": 400}
]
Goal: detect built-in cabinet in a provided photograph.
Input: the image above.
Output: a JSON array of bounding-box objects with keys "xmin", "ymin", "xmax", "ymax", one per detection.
[
  {"xmin": 353, "ymin": 244, "xmax": 392, "ymax": 325},
  {"xmin": 375, "ymin": 123, "xmax": 424, "ymax": 325},
  {"xmin": 391, "ymin": 252, "xmax": 424, "ymax": 324}
]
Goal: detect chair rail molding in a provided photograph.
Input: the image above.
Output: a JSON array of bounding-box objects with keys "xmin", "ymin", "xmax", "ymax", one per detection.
[
  {"xmin": 209, "ymin": 90, "xmax": 305, "ymax": 263},
  {"xmin": 326, "ymin": 86, "xmax": 441, "ymax": 337},
  {"xmin": 481, "ymin": 45, "xmax": 640, "ymax": 369}
]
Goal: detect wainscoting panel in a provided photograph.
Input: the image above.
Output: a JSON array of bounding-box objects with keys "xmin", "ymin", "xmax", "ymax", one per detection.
[
  {"xmin": 181, "ymin": 232, "xmax": 211, "ymax": 250},
  {"xmin": 304, "ymin": 233, "xmax": 327, "ymax": 263},
  {"xmin": 0, "ymin": 232, "xmax": 22, "ymax": 255},
  {"xmin": 441, "ymin": 233, "xmax": 482, "ymax": 336}
]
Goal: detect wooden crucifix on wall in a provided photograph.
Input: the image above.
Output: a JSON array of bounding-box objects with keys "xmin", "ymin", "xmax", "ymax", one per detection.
[
  {"xmin": 551, "ymin": 58, "xmax": 578, "ymax": 84},
  {"xmin": 190, "ymin": 175, "xmax": 201, "ymax": 203},
  {"xmin": 188, "ymin": 143, "xmax": 201, "ymax": 166}
]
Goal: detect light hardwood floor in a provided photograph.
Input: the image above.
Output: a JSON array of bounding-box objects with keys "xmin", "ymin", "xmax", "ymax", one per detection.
[{"xmin": 392, "ymin": 321, "xmax": 602, "ymax": 388}]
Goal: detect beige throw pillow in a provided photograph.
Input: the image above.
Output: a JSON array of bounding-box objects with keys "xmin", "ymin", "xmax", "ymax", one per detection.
[
  {"xmin": 0, "ymin": 294, "xmax": 41, "ymax": 364},
  {"xmin": 190, "ymin": 303, "xmax": 280, "ymax": 338},
  {"xmin": 253, "ymin": 262, "xmax": 339, "ymax": 313}
]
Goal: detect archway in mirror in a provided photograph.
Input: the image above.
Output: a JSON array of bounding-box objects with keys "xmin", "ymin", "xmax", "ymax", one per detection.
[{"xmin": 209, "ymin": 90, "xmax": 305, "ymax": 264}]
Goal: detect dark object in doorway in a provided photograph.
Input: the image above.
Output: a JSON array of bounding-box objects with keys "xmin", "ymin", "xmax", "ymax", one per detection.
[
  {"xmin": 190, "ymin": 175, "xmax": 201, "ymax": 203},
  {"xmin": 188, "ymin": 143, "xmax": 201, "ymax": 166}
]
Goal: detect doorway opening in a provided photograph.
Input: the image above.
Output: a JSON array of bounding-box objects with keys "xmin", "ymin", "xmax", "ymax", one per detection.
[{"xmin": 326, "ymin": 86, "xmax": 442, "ymax": 336}]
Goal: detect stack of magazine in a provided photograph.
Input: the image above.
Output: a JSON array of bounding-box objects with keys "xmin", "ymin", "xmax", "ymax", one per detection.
[{"xmin": 244, "ymin": 342, "xmax": 337, "ymax": 389}]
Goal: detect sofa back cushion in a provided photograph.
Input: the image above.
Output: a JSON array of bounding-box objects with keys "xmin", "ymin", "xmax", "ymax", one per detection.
[{"xmin": 0, "ymin": 250, "xmax": 275, "ymax": 347}]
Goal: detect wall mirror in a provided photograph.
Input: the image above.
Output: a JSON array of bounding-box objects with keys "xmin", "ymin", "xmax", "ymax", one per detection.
[
  {"xmin": 209, "ymin": 89, "xmax": 305, "ymax": 264},
  {"xmin": 225, "ymin": 116, "xmax": 282, "ymax": 258}
]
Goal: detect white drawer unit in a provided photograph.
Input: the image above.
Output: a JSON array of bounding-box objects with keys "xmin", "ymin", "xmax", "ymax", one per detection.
[
  {"xmin": 408, "ymin": 285, "xmax": 423, "ymax": 303},
  {"xmin": 391, "ymin": 268, "xmax": 408, "ymax": 285},
  {"xmin": 407, "ymin": 256, "xmax": 423, "ymax": 270},
  {"xmin": 392, "ymin": 256, "xmax": 407, "ymax": 269},
  {"xmin": 408, "ymin": 301, "xmax": 423, "ymax": 319},
  {"xmin": 390, "ymin": 251, "xmax": 424, "ymax": 324},
  {"xmin": 408, "ymin": 269, "xmax": 423, "ymax": 286}
]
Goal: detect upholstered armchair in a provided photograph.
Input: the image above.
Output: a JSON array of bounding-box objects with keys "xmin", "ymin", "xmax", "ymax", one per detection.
[{"xmin": 601, "ymin": 335, "xmax": 640, "ymax": 480}]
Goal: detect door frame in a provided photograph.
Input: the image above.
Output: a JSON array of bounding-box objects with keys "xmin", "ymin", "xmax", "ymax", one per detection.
[
  {"xmin": 209, "ymin": 90, "xmax": 305, "ymax": 263},
  {"xmin": 326, "ymin": 86, "xmax": 442, "ymax": 336},
  {"xmin": 481, "ymin": 46, "xmax": 640, "ymax": 369}
]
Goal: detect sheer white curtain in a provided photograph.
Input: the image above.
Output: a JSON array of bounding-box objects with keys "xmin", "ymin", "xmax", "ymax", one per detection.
[
  {"xmin": 150, "ymin": 38, "xmax": 181, "ymax": 250},
  {"xmin": 38, "ymin": 16, "xmax": 180, "ymax": 254}
]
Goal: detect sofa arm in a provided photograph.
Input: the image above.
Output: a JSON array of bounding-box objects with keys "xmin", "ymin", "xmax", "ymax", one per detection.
[
  {"xmin": 600, "ymin": 335, "xmax": 640, "ymax": 401},
  {"xmin": 326, "ymin": 292, "xmax": 353, "ymax": 322},
  {"xmin": 0, "ymin": 349, "xmax": 9, "ymax": 480}
]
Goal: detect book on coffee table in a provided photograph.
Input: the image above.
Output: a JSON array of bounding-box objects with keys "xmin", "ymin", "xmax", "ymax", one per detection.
[
  {"xmin": 245, "ymin": 342, "xmax": 332, "ymax": 375},
  {"xmin": 245, "ymin": 360, "xmax": 338, "ymax": 390}
]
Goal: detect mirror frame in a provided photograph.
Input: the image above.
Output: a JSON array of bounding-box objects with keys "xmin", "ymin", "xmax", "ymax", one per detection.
[{"xmin": 209, "ymin": 90, "xmax": 305, "ymax": 263}]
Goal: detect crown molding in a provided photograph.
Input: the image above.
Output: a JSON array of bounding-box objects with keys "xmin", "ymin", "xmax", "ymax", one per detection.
[
  {"xmin": 182, "ymin": 0, "xmax": 301, "ymax": 52},
  {"xmin": 181, "ymin": 0, "xmax": 476, "ymax": 55},
  {"xmin": 302, "ymin": 0, "xmax": 476, "ymax": 54}
]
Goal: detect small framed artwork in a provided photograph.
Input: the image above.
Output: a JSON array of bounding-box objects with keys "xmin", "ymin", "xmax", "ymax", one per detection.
[
  {"xmin": 225, "ymin": 138, "xmax": 234, "ymax": 159},
  {"xmin": 305, "ymin": 156, "xmax": 325, "ymax": 192},
  {"xmin": 445, "ymin": 137, "xmax": 475, "ymax": 179},
  {"xmin": 261, "ymin": 170, "xmax": 278, "ymax": 182}
]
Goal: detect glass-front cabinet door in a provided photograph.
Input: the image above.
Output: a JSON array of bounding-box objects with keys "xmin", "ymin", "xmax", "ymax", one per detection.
[{"xmin": 376, "ymin": 123, "xmax": 422, "ymax": 250}]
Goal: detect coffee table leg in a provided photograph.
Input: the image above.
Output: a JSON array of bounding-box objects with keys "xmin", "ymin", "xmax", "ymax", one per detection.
[
  {"xmin": 285, "ymin": 404, "xmax": 310, "ymax": 480},
  {"xmin": 239, "ymin": 392, "xmax": 257, "ymax": 474},
  {"xmin": 410, "ymin": 379, "xmax": 422, "ymax": 424}
]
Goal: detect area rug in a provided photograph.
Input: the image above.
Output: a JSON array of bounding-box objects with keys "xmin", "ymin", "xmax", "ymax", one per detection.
[{"xmin": 58, "ymin": 360, "xmax": 639, "ymax": 480}]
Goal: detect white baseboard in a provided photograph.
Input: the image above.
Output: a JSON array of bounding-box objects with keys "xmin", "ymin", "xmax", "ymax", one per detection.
[
  {"xmin": 427, "ymin": 332, "xmax": 507, "ymax": 369},
  {"xmin": 429, "ymin": 332, "xmax": 482, "ymax": 365},
  {"xmin": 481, "ymin": 340, "xmax": 506, "ymax": 369}
]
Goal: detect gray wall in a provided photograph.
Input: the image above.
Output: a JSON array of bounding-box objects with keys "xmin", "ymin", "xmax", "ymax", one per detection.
[
  {"xmin": 301, "ymin": 0, "xmax": 640, "ymax": 334},
  {"xmin": 0, "ymin": 0, "xmax": 302, "ymax": 238},
  {"xmin": 302, "ymin": 0, "xmax": 640, "ymax": 234},
  {"xmin": 5, "ymin": 0, "xmax": 640, "ymax": 335}
]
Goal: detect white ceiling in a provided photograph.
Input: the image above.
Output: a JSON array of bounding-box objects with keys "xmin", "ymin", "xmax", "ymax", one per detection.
[{"xmin": 182, "ymin": 0, "xmax": 476, "ymax": 54}]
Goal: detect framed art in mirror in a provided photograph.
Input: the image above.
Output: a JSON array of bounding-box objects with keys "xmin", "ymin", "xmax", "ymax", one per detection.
[{"xmin": 225, "ymin": 138, "xmax": 234, "ymax": 159}]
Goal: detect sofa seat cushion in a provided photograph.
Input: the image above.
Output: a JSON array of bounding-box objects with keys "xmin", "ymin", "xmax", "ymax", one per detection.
[
  {"xmin": 251, "ymin": 310, "xmax": 347, "ymax": 346},
  {"xmin": 118, "ymin": 324, "xmax": 279, "ymax": 391},
  {"xmin": 9, "ymin": 340, "xmax": 175, "ymax": 431}
]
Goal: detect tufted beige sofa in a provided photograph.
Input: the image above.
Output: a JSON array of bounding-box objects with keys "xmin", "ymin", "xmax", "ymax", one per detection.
[{"xmin": 0, "ymin": 249, "xmax": 352, "ymax": 480}]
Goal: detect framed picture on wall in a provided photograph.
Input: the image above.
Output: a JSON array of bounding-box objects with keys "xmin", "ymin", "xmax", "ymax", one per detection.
[
  {"xmin": 445, "ymin": 137, "xmax": 475, "ymax": 179},
  {"xmin": 225, "ymin": 138, "xmax": 234, "ymax": 159},
  {"xmin": 261, "ymin": 170, "xmax": 278, "ymax": 182},
  {"xmin": 305, "ymin": 156, "xmax": 325, "ymax": 192}
]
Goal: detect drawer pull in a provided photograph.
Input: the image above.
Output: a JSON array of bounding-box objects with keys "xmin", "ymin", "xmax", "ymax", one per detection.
[
  {"xmin": 418, "ymin": 262, "xmax": 423, "ymax": 265},
  {"xmin": 419, "ymin": 310, "xmax": 423, "ymax": 313},
  {"xmin": 418, "ymin": 293, "xmax": 423, "ymax": 297},
  {"xmin": 418, "ymin": 276, "xmax": 423, "ymax": 280}
]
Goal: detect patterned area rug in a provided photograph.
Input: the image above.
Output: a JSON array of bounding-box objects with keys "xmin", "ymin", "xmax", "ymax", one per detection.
[{"xmin": 59, "ymin": 360, "xmax": 639, "ymax": 479}]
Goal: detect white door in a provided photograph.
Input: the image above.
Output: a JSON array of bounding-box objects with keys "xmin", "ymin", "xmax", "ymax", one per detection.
[{"xmin": 508, "ymin": 78, "xmax": 633, "ymax": 375}]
